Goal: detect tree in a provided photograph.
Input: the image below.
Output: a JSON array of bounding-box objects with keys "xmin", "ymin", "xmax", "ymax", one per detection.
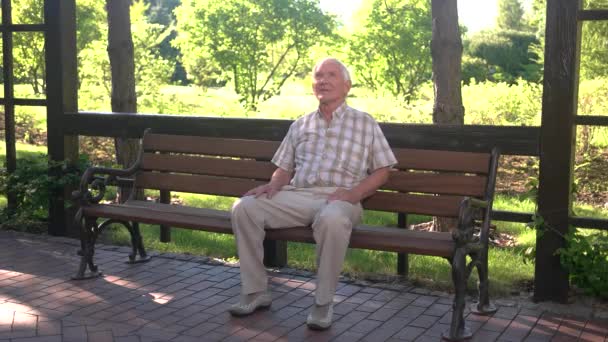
[
  {"xmin": 347, "ymin": 0, "xmax": 431, "ymax": 103},
  {"xmin": 106, "ymin": 0, "xmax": 139, "ymax": 202},
  {"xmin": 497, "ymin": 0, "xmax": 525, "ymax": 31},
  {"xmin": 429, "ymin": 0, "xmax": 463, "ymax": 236},
  {"xmin": 174, "ymin": 0, "xmax": 336, "ymax": 110}
]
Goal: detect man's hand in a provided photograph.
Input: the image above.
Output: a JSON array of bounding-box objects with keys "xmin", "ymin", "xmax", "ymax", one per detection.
[
  {"xmin": 244, "ymin": 183, "xmax": 282, "ymax": 199},
  {"xmin": 243, "ymin": 167, "xmax": 293, "ymax": 199},
  {"xmin": 327, "ymin": 188, "xmax": 361, "ymax": 204}
]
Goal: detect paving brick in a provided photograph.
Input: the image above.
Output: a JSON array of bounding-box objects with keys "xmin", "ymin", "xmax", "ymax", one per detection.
[
  {"xmin": 392, "ymin": 325, "xmax": 425, "ymax": 341},
  {"xmin": 482, "ymin": 316, "xmax": 513, "ymax": 333},
  {"xmin": 360, "ymin": 316, "xmax": 410, "ymax": 342},
  {"xmin": 10, "ymin": 335, "xmax": 62, "ymax": 342},
  {"xmin": 37, "ymin": 320, "xmax": 62, "ymax": 336},
  {"xmin": 498, "ymin": 315, "xmax": 537, "ymax": 342},
  {"xmin": 409, "ymin": 314, "xmax": 439, "ymax": 329},
  {"xmin": 62, "ymin": 325, "xmax": 88, "ymax": 341},
  {"xmin": 87, "ymin": 330, "xmax": 114, "ymax": 342}
]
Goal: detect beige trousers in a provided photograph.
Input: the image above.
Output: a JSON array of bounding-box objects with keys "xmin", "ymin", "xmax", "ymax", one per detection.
[{"xmin": 231, "ymin": 186, "xmax": 362, "ymax": 305}]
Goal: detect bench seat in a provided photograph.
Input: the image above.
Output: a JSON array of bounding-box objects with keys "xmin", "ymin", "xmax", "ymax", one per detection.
[{"xmin": 84, "ymin": 200, "xmax": 455, "ymax": 257}]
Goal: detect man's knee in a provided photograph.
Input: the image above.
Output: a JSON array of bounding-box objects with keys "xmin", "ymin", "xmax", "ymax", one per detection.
[
  {"xmin": 231, "ymin": 196, "xmax": 258, "ymax": 219},
  {"xmin": 314, "ymin": 210, "xmax": 353, "ymax": 235}
]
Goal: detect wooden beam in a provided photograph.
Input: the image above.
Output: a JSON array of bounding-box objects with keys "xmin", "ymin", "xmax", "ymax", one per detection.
[
  {"xmin": 575, "ymin": 115, "xmax": 608, "ymax": 126},
  {"xmin": 0, "ymin": 98, "xmax": 47, "ymax": 106},
  {"xmin": 44, "ymin": 0, "xmax": 79, "ymax": 237},
  {"xmin": 578, "ymin": 9, "xmax": 608, "ymax": 21},
  {"xmin": 535, "ymin": 0, "xmax": 582, "ymax": 303},
  {"xmin": 62, "ymin": 112, "xmax": 541, "ymax": 156},
  {"xmin": 0, "ymin": 24, "xmax": 46, "ymax": 32},
  {"xmin": 569, "ymin": 216, "xmax": 608, "ymax": 230}
]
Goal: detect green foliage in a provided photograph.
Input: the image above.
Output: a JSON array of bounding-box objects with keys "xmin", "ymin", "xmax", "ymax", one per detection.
[
  {"xmin": 12, "ymin": 0, "xmax": 45, "ymax": 94},
  {"xmin": 78, "ymin": 0, "xmax": 175, "ymax": 112},
  {"xmin": 0, "ymin": 154, "xmax": 89, "ymax": 229},
  {"xmin": 462, "ymin": 80, "xmax": 542, "ymax": 126},
  {"xmin": 461, "ymin": 56, "xmax": 489, "ymax": 85},
  {"xmin": 581, "ymin": 20, "xmax": 608, "ymax": 80},
  {"xmin": 347, "ymin": 0, "xmax": 431, "ymax": 103},
  {"xmin": 173, "ymin": 0, "xmax": 336, "ymax": 110},
  {"xmin": 467, "ymin": 29, "xmax": 541, "ymax": 83},
  {"xmin": 558, "ymin": 228, "xmax": 608, "ymax": 299},
  {"xmin": 497, "ymin": 0, "xmax": 525, "ymax": 31}
]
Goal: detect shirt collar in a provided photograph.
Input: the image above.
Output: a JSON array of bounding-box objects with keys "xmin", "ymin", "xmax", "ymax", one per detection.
[{"xmin": 316, "ymin": 102, "xmax": 348, "ymax": 120}]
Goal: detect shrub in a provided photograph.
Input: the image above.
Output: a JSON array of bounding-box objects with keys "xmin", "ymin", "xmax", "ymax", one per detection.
[
  {"xmin": 0, "ymin": 153, "xmax": 89, "ymax": 231},
  {"xmin": 559, "ymin": 229, "xmax": 608, "ymax": 299}
]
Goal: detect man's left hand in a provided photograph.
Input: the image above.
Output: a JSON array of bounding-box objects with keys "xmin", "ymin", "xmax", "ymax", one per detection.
[{"xmin": 327, "ymin": 188, "xmax": 360, "ymax": 204}]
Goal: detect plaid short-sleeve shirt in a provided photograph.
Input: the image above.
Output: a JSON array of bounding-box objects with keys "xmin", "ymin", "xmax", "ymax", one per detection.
[{"xmin": 272, "ymin": 103, "xmax": 397, "ymax": 189}]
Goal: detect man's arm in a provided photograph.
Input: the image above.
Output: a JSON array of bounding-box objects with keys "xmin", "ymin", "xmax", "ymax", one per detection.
[
  {"xmin": 327, "ymin": 166, "xmax": 391, "ymax": 204},
  {"xmin": 244, "ymin": 167, "xmax": 293, "ymax": 198}
]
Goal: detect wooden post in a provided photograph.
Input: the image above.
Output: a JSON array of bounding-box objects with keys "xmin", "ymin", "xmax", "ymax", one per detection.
[
  {"xmin": 535, "ymin": 0, "xmax": 582, "ymax": 303},
  {"xmin": 160, "ymin": 190, "xmax": 171, "ymax": 242},
  {"xmin": 263, "ymin": 240, "xmax": 287, "ymax": 268},
  {"xmin": 2, "ymin": 0, "xmax": 17, "ymax": 217},
  {"xmin": 45, "ymin": 0, "xmax": 80, "ymax": 237},
  {"xmin": 397, "ymin": 213, "xmax": 408, "ymax": 276}
]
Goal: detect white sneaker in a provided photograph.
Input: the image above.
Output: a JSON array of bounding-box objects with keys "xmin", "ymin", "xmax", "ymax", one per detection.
[
  {"xmin": 306, "ymin": 304, "xmax": 334, "ymax": 330},
  {"xmin": 228, "ymin": 291, "xmax": 272, "ymax": 316}
]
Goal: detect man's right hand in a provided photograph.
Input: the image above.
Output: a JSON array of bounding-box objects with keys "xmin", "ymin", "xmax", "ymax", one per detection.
[{"xmin": 244, "ymin": 183, "xmax": 282, "ymax": 199}]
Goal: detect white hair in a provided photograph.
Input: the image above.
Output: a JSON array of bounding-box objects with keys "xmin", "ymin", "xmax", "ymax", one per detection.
[{"xmin": 312, "ymin": 57, "xmax": 351, "ymax": 82}]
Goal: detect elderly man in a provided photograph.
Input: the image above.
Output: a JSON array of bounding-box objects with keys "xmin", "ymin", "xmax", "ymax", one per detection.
[{"xmin": 229, "ymin": 57, "xmax": 397, "ymax": 330}]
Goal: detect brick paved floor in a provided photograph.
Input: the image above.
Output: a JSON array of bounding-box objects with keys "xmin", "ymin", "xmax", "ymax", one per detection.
[{"xmin": 0, "ymin": 230, "xmax": 606, "ymax": 342}]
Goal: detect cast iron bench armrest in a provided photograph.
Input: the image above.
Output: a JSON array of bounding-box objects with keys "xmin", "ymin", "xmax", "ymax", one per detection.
[
  {"xmin": 72, "ymin": 165, "xmax": 139, "ymax": 205},
  {"xmin": 453, "ymin": 197, "xmax": 489, "ymax": 249}
]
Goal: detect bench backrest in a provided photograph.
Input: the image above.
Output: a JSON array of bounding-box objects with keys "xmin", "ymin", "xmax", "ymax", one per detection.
[{"xmin": 136, "ymin": 132, "xmax": 499, "ymax": 218}]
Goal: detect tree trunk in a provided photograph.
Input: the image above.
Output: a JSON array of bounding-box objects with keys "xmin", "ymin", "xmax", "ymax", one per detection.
[
  {"xmin": 106, "ymin": 0, "xmax": 140, "ymax": 202},
  {"xmin": 431, "ymin": 0, "xmax": 464, "ymax": 232}
]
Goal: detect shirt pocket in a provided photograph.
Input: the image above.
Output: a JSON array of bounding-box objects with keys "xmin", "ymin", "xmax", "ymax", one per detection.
[
  {"xmin": 339, "ymin": 140, "xmax": 369, "ymax": 177},
  {"xmin": 295, "ymin": 130, "xmax": 320, "ymax": 166}
]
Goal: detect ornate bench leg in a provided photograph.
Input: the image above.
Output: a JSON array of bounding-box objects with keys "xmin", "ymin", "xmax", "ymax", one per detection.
[
  {"xmin": 127, "ymin": 222, "xmax": 150, "ymax": 264},
  {"xmin": 470, "ymin": 250, "xmax": 497, "ymax": 315},
  {"xmin": 443, "ymin": 249, "xmax": 472, "ymax": 341},
  {"xmin": 73, "ymin": 216, "xmax": 103, "ymax": 280}
]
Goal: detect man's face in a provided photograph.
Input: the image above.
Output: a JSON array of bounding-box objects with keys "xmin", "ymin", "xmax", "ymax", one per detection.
[{"xmin": 312, "ymin": 60, "xmax": 351, "ymax": 105}]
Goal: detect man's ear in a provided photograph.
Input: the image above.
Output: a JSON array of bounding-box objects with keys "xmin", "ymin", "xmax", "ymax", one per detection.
[{"xmin": 345, "ymin": 80, "xmax": 352, "ymax": 94}]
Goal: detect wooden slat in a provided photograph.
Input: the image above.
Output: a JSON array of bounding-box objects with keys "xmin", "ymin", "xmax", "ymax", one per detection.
[
  {"xmin": 84, "ymin": 201, "xmax": 454, "ymax": 256},
  {"xmin": 143, "ymin": 133, "xmax": 280, "ymax": 160},
  {"xmin": 142, "ymin": 153, "xmax": 275, "ymax": 180},
  {"xmin": 363, "ymin": 192, "xmax": 464, "ymax": 218},
  {"xmin": 384, "ymin": 171, "xmax": 487, "ymax": 197},
  {"xmin": 135, "ymin": 172, "xmax": 265, "ymax": 197},
  {"xmin": 392, "ymin": 148, "xmax": 491, "ymax": 173},
  {"xmin": 83, "ymin": 203, "xmax": 234, "ymax": 235}
]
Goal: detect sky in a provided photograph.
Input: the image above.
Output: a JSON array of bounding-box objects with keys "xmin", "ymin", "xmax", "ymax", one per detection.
[{"xmin": 319, "ymin": 0, "xmax": 532, "ymax": 35}]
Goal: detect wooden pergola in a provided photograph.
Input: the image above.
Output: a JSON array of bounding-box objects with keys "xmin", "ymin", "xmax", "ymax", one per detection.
[{"xmin": 1, "ymin": 0, "xmax": 607, "ymax": 303}]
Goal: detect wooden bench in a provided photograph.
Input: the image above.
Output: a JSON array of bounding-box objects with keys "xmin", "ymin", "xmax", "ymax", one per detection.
[{"xmin": 72, "ymin": 129, "xmax": 500, "ymax": 341}]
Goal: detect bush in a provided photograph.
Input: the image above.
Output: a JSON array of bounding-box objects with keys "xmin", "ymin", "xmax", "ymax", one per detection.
[
  {"xmin": 0, "ymin": 153, "xmax": 89, "ymax": 230},
  {"xmin": 559, "ymin": 229, "xmax": 608, "ymax": 299}
]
